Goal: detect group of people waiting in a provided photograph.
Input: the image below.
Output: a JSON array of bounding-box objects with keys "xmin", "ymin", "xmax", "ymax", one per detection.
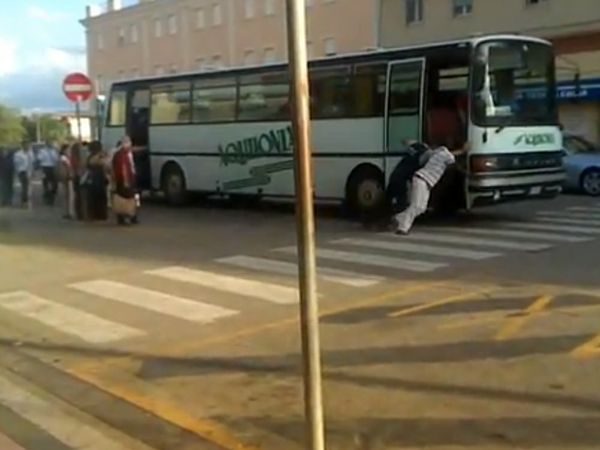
[{"xmin": 0, "ymin": 136, "xmax": 140, "ymax": 225}]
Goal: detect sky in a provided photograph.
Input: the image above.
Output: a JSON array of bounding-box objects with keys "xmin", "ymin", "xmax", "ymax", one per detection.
[{"xmin": 0, "ymin": 1, "xmax": 89, "ymax": 113}]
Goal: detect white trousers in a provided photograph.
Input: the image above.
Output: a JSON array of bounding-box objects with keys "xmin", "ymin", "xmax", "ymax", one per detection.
[{"xmin": 394, "ymin": 176, "xmax": 430, "ymax": 233}]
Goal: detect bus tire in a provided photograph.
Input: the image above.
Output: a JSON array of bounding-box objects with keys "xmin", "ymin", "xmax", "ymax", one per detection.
[
  {"xmin": 345, "ymin": 165, "xmax": 386, "ymax": 219},
  {"xmin": 161, "ymin": 163, "xmax": 188, "ymax": 206}
]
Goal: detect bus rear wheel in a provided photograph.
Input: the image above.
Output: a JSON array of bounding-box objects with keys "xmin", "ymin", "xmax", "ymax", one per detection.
[
  {"xmin": 162, "ymin": 164, "xmax": 188, "ymax": 206},
  {"xmin": 346, "ymin": 166, "xmax": 386, "ymax": 219}
]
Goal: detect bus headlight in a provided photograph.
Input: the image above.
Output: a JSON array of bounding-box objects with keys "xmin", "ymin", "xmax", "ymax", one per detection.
[{"xmin": 471, "ymin": 156, "xmax": 499, "ymax": 173}]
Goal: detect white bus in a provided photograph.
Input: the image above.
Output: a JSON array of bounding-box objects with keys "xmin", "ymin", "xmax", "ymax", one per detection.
[{"xmin": 102, "ymin": 33, "xmax": 565, "ymax": 215}]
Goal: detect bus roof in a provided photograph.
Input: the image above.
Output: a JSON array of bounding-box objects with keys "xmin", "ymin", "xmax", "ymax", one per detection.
[{"xmin": 110, "ymin": 33, "xmax": 551, "ymax": 88}]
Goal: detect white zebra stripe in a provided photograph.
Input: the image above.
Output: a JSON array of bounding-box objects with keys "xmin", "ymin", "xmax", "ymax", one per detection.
[
  {"xmin": 567, "ymin": 206, "xmax": 600, "ymax": 213},
  {"xmin": 500, "ymin": 221, "xmax": 600, "ymax": 234},
  {"xmin": 537, "ymin": 211, "xmax": 600, "ymax": 220},
  {"xmin": 536, "ymin": 217, "xmax": 600, "ymax": 227},
  {"xmin": 70, "ymin": 280, "xmax": 238, "ymax": 322},
  {"xmin": 147, "ymin": 266, "xmax": 299, "ymax": 305},
  {"xmin": 0, "ymin": 291, "xmax": 143, "ymax": 344},
  {"xmin": 0, "ymin": 373, "xmax": 136, "ymax": 450},
  {"xmin": 333, "ymin": 238, "xmax": 500, "ymax": 260},
  {"xmin": 433, "ymin": 226, "xmax": 591, "ymax": 243},
  {"xmin": 276, "ymin": 246, "xmax": 446, "ymax": 272},
  {"xmin": 379, "ymin": 231, "xmax": 551, "ymax": 252},
  {"xmin": 216, "ymin": 255, "xmax": 383, "ymax": 287}
]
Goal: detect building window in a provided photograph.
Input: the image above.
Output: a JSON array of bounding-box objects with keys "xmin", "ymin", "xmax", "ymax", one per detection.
[
  {"xmin": 151, "ymin": 82, "xmax": 191, "ymax": 124},
  {"xmin": 406, "ymin": 0, "xmax": 423, "ymax": 24},
  {"xmin": 169, "ymin": 64, "xmax": 178, "ymax": 74},
  {"xmin": 96, "ymin": 33, "xmax": 104, "ymax": 50},
  {"xmin": 155, "ymin": 65, "xmax": 164, "ymax": 75},
  {"xmin": 130, "ymin": 24, "xmax": 139, "ymax": 43},
  {"xmin": 212, "ymin": 3, "xmax": 223, "ymax": 26},
  {"xmin": 118, "ymin": 26, "xmax": 125, "ymax": 46},
  {"xmin": 196, "ymin": 8, "xmax": 206, "ymax": 28},
  {"xmin": 324, "ymin": 37, "xmax": 336, "ymax": 56},
  {"xmin": 196, "ymin": 58, "xmax": 206, "ymax": 71},
  {"xmin": 453, "ymin": 0, "xmax": 473, "ymax": 16},
  {"xmin": 96, "ymin": 75, "xmax": 104, "ymax": 94},
  {"xmin": 264, "ymin": 47, "xmax": 276, "ymax": 63},
  {"xmin": 244, "ymin": 50, "xmax": 255, "ymax": 66},
  {"xmin": 154, "ymin": 18, "xmax": 163, "ymax": 37},
  {"xmin": 168, "ymin": 15, "xmax": 177, "ymax": 35},
  {"xmin": 245, "ymin": 0, "xmax": 255, "ymax": 18},
  {"xmin": 265, "ymin": 0, "xmax": 275, "ymax": 16},
  {"xmin": 212, "ymin": 55, "xmax": 223, "ymax": 69}
]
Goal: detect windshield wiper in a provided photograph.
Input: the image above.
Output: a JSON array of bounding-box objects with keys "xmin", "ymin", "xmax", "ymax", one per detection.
[{"xmin": 495, "ymin": 114, "xmax": 515, "ymax": 134}]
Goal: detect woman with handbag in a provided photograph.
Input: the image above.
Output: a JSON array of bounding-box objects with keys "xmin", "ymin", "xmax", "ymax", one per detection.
[{"xmin": 111, "ymin": 136, "xmax": 139, "ymax": 225}]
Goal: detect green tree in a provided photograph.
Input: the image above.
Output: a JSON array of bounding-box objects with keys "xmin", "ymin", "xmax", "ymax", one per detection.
[
  {"xmin": 22, "ymin": 114, "xmax": 71, "ymax": 144},
  {"xmin": 0, "ymin": 104, "xmax": 25, "ymax": 147}
]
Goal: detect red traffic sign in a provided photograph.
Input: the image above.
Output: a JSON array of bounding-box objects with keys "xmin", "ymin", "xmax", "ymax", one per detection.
[{"xmin": 63, "ymin": 72, "xmax": 93, "ymax": 103}]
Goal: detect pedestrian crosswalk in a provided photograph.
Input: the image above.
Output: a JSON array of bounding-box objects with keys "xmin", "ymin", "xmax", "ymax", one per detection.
[
  {"xmin": 3, "ymin": 203, "xmax": 598, "ymax": 450},
  {"xmin": 0, "ymin": 371, "xmax": 151, "ymax": 450},
  {"xmin": 0, "ymin": 204, "xmax": 598, "ymax": 352}
]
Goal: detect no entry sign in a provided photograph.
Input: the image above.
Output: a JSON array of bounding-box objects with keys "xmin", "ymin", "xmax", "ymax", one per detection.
[{"xmin": 63, "ymin": 72, "xmax": 93, "ymax": 103}]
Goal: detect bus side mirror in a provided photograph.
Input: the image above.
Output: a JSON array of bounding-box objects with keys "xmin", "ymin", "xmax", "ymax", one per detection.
[{"xmin": 574, "ymin": 72, "xmax": 581, "ymax": 95}]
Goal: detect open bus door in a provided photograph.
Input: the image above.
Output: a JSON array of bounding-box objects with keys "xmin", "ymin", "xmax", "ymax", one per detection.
[
  {"xmin": 126, "ymin": 87, "xmax": 152, "ymax": 191},
  {"xmin": 384, "ymin": 58, "xmax": 426, "ymax": 202}
]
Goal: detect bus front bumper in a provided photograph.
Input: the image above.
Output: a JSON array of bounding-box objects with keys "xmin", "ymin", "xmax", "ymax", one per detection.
[{"xmin": 467, "ymin": 169, "xmax": 565, "ymax": 208}]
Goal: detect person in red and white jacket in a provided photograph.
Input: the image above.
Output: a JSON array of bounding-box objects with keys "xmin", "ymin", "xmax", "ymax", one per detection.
[{"xmin": 111, "ymin": 136, "xmax": 139, "ymax": 225}]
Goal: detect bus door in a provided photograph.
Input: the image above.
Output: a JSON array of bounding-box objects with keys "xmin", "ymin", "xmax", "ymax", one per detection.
[
  {"xmin": 385, "ymin": 58, "xmax": 426, "ymax": 191},
  {"xmin": 126, "ymin": 88, "xmax": 152, "ymax": 190}
]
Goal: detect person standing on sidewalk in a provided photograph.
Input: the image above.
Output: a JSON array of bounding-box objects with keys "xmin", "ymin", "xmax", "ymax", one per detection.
[
  {"xmin": 392, "ymin": 145, "xmax": 456, "ymax": 235},
  {"xmin": 13, "ymin": 143, "xmax": 34, "ymax": 208},
  {"xmin": 111, "ymin": 136, "xmax": 139, "ymax": 225},
  {"xmin": 0, "ymin": 148, "xmax": 15, "ymax": 207},
  {"xmin": 38, "ymin": 141, "xmax": 59, "ymax": 206}
]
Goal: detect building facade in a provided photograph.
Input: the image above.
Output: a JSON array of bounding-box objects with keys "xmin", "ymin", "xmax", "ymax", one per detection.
[
  {"xmin": 81, "ymin": 0, "xmax": 379, "ymax": 98},
  {"xmin": 379, "ymin": 0, "xmax": 600, "ymax": 142},
  {"xmin": 82, "ymin": 0, "xmax": 600, "ymax": 142}
]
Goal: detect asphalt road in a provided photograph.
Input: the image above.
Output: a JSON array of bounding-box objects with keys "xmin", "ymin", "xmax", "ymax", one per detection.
[{"xmin": 0, "ymin": 191, "xmax": 599, "ymax": 450}]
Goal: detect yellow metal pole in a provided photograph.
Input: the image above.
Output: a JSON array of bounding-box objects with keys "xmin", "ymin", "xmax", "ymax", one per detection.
[{"xmin": 284, "ymin": 1, "xmax": 325, "ymax": 449}]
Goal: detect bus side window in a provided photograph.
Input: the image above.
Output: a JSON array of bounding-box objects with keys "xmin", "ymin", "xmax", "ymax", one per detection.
[
  {"xmin": 309, "ymin": 67, "xmax": 352, "ymax": 119},
  {"xmin": 238, "ymin": 72, "xmax": 290, "ymax": 122},
  {"xmin": 108, "ymin": 90, "xmax": 127, "ymax": 127},
  {"xmin": 150, "ymin": 82, "xmax": 191, "ymax": 125},
  {"xmin": 354, "ymin": 63, "xmax": 387, "ymax": 117},
  {"xmin": 192, "ymin": 78, "xmax": 236, "ymax": 123}
]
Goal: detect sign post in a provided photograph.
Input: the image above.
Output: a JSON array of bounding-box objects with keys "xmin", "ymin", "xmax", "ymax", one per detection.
[
  {"xmin": 285, "ymin": 1, "xmax": 325, "ymax": 450},
  {"xmin": 62, "ymin": 72, "xmax": 93, "ymax": 142}
]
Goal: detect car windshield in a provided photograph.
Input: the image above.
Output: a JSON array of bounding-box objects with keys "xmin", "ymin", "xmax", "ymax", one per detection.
[
  {"xmin": 472, "ymin": 40, "xmax": 557, "ymax": 127},
  {"xmin": 564, "ymin": 135, "xmax": 600, "ymax": 154}
]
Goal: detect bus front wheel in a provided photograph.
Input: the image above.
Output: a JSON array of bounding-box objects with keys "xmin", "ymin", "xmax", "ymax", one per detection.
[
  {"xmin": 345, "ymin": 166, "xmax": 386, "ymax": 218},
  {"xmin": 162, "ymin": 163, "xmax": 188, "ymax": 206}
]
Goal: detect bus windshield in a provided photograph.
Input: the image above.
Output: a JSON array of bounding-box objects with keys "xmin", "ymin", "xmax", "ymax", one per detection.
[{"xmin": 471, "ymin": 40, "xmax": 557, "ymax": 128}]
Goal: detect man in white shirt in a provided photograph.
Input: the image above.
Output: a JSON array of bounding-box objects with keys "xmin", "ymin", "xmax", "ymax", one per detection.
[
  {"xmin": 38, "ymin": 142, "xmax": 59, "ymax": 205},
  {"xmin": 13, "ymin": 143, "xmax": 34, "ymax": 207},
  {"xmin": 393, "ymin": 145, "xmax": 457, "ymax": 235}
]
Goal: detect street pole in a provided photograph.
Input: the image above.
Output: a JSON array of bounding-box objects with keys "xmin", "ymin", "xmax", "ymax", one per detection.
[
  {"xmin": 284, "ymin": 1, "xmax": 325, "ymax": 450},
  {"xmin": 75, "ymin": 100, "xmax": 82, "ymax": 142}
]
